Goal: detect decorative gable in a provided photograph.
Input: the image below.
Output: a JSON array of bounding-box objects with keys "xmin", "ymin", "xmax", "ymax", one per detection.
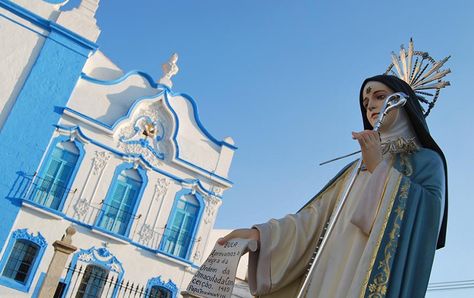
[{"xmin": 115, "ymin": 93, "xmax": 177, "ymax": 169}]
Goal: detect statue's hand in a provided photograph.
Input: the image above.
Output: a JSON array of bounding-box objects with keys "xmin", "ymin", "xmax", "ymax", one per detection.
[
  {"xmin": 217, "ymin": 228, "xmax": 260, "ymax": 246},
  {"xmin": 352, "ymin": 130, "xmax": 383, "ymax": 173}
]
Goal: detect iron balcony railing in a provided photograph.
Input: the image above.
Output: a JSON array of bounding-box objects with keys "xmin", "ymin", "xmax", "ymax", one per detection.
[
  {"xmin": 71, "ymin": 199, "xmax": 141, "ymax": 237},
  {"xmin": 70, "ymin": 196, "xmax": 198, "ymax": 255},
  {"xmin": 59, "ymin": 263, "xmax": 175, "ymax": 298},
  {"xmin": 9, "ymin": 172, "xmax": 74, "ymax": 211},
  {"xmin": 10, "ymin": 172, "xmax": 200, "ymax": 259}
]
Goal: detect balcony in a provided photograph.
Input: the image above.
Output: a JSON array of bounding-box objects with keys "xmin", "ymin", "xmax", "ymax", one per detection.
[
  {"xmin": 9, "ymin": 172, "xmax": 200, "ymax": 264},
  {"xmin": 70, "ymin": 199, "xmax": 141, "ymax": 239},
  {"xmin": 70, "ymin": 197, "xmax": 199, "ymax": 262},
  {"xmin": 8, "ymin": 172, "xmax": 74, "ymax": 213}
]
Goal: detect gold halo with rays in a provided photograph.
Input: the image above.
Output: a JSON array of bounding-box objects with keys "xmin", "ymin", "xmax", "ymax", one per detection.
[{"xmin": 384, "ymin": 38, "xmax": 451, "ymax": 117}]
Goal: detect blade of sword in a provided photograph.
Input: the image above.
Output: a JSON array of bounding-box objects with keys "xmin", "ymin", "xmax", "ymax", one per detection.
[{"xmin": 319, "ymin": 150, "xmax": 361, "ymax": 166}]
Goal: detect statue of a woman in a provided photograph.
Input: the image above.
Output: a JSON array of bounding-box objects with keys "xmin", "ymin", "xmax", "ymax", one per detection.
[{"xmin": 219, "ymin": 74, "xmax": 448, "ymax": 297}]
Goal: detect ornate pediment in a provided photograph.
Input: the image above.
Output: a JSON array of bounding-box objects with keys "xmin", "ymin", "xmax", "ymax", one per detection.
[
  {"xmin": 76, "ymin": 246, "xmax": 124, "ymax": 273},
  {"xmin": 115, "ymin": 96, "xmax": 175, "ymax": 168}
]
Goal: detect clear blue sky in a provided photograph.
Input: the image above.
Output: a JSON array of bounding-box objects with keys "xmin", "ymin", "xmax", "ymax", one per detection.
[{"xmin": 64, "ymin": 0, "xmax": 473, "ymax": 292}]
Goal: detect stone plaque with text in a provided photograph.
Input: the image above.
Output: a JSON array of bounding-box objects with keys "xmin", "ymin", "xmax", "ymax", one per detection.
[{"xmin": 183, "ymin": 238, "xmax": 257, "ymax": 298}]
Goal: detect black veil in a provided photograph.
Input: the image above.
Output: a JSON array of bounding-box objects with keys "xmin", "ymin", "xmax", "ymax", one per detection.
[{"xmin": 359, "ymin": 75, "xmax": 448, "ymax": 249}]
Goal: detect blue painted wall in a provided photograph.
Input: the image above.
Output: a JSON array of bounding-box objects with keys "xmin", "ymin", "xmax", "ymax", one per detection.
[{"xmin": 0, "ymin": 5, "xmax": 97, "ymax": 252}]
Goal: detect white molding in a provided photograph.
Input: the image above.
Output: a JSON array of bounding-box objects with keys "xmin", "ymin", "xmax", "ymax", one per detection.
[
  {"xmin": 90, "ymin": 228, "xmax": 129, "ymax": 245},
  {"xmin": 22, "ymin": 203, "xmax": 63, "ymax": 220},
  {"xmin": 63, "ymin": 109, "xmax": 113, "ymax": 135},
  {"xmin": 155, "ymin": 252, "xmax": 192, "ymax": 269}
]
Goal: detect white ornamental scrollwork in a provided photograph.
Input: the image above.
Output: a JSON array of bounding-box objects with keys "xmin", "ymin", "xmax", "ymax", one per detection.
[
  {"xmin": 118, "ymin": 143, "xmax": 164, "ymax": 168},
  {"xmin": 118, "ymin": 116, "xmax": 164, "ymax": 167},
  {"xmin": 193, "ymin": 237, "xmax": 202, "ymax": 261},
  {"xmin": 137, "ymin": 224, "xmax": 154, "ymax": 243},
  {"xmin": 193, "ymin": 250, "xmax": 201, "ymax": 261},
  {"xmin": 92, "ymin": 151, "xmax": 110, "ymax": 175},
  {"xmin": 203, "ymin": 195, "xmax": 221, "ymax": 224},
  {"xmin": 118, "ymin": 125, "xmax": 135, "ymax": 141},
  {"xmin": 115, "ymin": 96, "xmax": 176, "ymax": 170},
  {"xmin": 78, "ymin": 253, "xmax": 93, "ymax": 262},
  {"xmin": 210, "ymin": 185, "xmax": 223, "ymax": 196},
  {"xmin": 155, "ymin": 178, "xmax": 170, "ymax": 199},
  {"xmin": 75, "ymin": 247, "xmax": 124, "ymax": 274},
  {"xmin": 73, "ymin": 198, "xmax": 91, "ymax": 217},
  {"xmin": 140, "ymin": 107, "xmax": 160, "ymax": 123}
]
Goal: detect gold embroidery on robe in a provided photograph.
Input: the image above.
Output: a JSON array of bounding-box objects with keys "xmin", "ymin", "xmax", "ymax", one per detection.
[
  {"xmin": 364, "ymin": 157, "xmax": 412, "ymax": 297},
  {"xmin": 359, "ymin": 173, "xmax": 402, "ymax": 298}
]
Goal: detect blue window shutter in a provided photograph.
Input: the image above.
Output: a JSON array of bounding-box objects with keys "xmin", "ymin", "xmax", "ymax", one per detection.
[
  {"xmin": 34, "ymin": 158, "xmax": 61, "ymax": 206},
  {"xmin": 99, "ymin": 170, "xmax": 142, "ymax": 236},
  {"xmin": 100, "ymin": 182, "xmax": 127, "ymax": 233},
  {"xmin": 33, "ymin": 143, "xmax": 79, "ymax": 210},
  {"xmin": 115, "ymin": 184, "xmax": 133, "ymax": 235},
  {"xmin": 165, "ymin": 211, "xmax": 185, "ymax": 253},
  {"xmin": 164, "ymin": 195, "xmax": 199, "ymax": 258}
]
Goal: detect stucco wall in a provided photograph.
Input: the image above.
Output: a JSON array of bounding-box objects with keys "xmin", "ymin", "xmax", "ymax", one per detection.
[{"xmin": 0, "ymin": 8, "xmax": 46, "ymax": 130}]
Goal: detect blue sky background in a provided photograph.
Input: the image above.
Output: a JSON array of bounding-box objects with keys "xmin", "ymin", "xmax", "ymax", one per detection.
[{"xmin": 64, "ymin": 0, "xmax": 473, "ymax": 294}]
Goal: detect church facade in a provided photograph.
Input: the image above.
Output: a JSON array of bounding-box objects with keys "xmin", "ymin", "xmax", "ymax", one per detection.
[{"xmin": 0, "ymin": 0, "xmax": 237, "ymax": 297}]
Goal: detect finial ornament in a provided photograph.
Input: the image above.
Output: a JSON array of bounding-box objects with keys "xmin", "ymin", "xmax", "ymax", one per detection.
[
  {"xmin": 159, "ymin": 53, "xmax": 179, "ymax": 88},
  {"xmin": 384, "ymin": 38, "xmax": 451, "ymax": 117},
  {"xmin": 61, "ymin": 226, "xmax": 76, "ymax": 244}
]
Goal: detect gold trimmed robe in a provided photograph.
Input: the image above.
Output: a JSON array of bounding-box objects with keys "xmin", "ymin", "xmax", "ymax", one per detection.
[{"xmin": 248, "ymin": 149, "xmax": 444, "ymax": 298}]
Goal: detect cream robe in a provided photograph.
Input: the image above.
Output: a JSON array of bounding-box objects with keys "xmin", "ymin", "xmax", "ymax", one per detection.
[{"xmin": 248, "ymin": 158, "xmax": 405, "ymax": 298}]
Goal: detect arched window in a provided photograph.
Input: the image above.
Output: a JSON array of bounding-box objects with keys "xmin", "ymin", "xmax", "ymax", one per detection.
[
  {"xmin": 75, "ymin": 265, "xmax": 108, "ymax": 298},
  {"xmin": 32, "ymin": 140, "xmax": 81, "ymax": 210},
  {"xmin": 2, "ymin": 240, "xmax": 39, "ymax": 283},
  {"xmin": 146, "ymin": 276, "xmax": 177, "ymax": 298},
  {"xmin": 0, "ymin": 229, "xmax": 47, "ymax": 292},
  {"xmin": 149, "ymin": 285, "xmax": 172, "ymax": 298},
  {"xmin": 161, "ymin": 191, "xmax": 202, "ymax": 259},
  {"xmin": 63, "ymin": 247, "xmax": 123, "ymax": 298},
  {"xmin": 97, "ymin": 167, "xmax": 144, "ymax": 236}
]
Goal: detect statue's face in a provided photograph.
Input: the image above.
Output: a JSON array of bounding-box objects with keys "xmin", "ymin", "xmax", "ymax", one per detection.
[{"xmin": 362, "ymin": 81, "xmax": 398, "ymax": 131}]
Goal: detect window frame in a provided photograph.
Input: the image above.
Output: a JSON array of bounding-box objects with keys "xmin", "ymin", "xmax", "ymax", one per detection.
[
  {"xmin": 63, "ymin": 246, "xmax": 124, "ymax": 298},
  {"xmin": 95, "ymin": 163, "xmax": 148, "ymax": 238},
  {"xmin": 159, "ymin": 189, "xmax": 204, "ymax": 260},
  {"xmin": 32, "ymin": 136, "xmax": 84, "ymax": 212},
  {"xmin": 75, "ymin": 264, "xmax": 109, "ymax": 298},
  {"xmin": 0, "ymin": 229, "xmax": 47, "ymax": 293},
  {"xmin": 146, "ymin": 276, "xmax": 177, "ymax": 298}
]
